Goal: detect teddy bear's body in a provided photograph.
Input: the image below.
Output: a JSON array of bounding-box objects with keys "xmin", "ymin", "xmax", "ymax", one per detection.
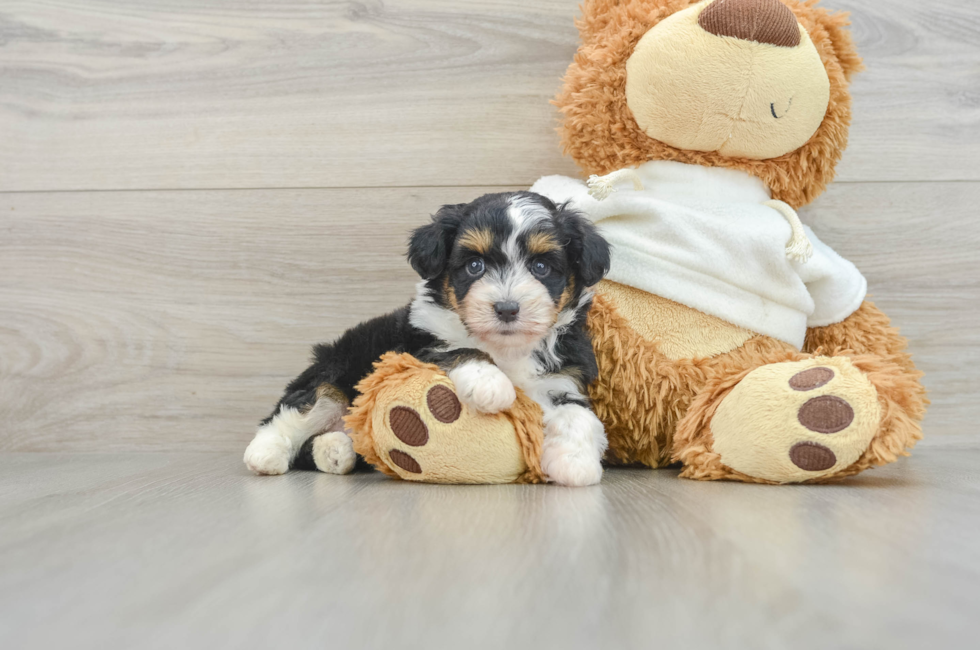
[
  {"xmin": 527, "ymin": 157, "xmax": 914, "ymax": 482},
  {"xmin": 535, "ymin": 0, "xmax": 927, "ymax": 483},
  {"xmin": 588, "ymin": 285, "xmax": 923, "ymax": 483}
]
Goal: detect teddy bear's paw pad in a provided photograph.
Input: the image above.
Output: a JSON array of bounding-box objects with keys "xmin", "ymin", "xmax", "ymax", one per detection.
[
  {"xmin": 797, "ymin": 394, "xmax": 854, "ymax": 434},
  {"xmin": 387, "ymin": 385, "xmax": 461, "ymax": 448},
  {"xmin": 789, "ymin": 367, "xmax": 835, "ymax": 391},
  {"xmin": 426, "ymin": 385, "xmax": 462, "ymax": 423},
  {"xmin": 710, "ymin": 358, "xmax": 882, "ymax": 483},
  {"xmin": 389, "ymin": 406, "xmax": 429, "ymax": 446},
  {"xmin": 372, "ymin": 378, "xmax": 527, "ymax": 484},
  {"xmin": 788, "ymin": 441, "xmax": 836, "ymax": 472},
  {"xmin": 388, "ymin": 449, "xmax": 422, "ymax": 474}
]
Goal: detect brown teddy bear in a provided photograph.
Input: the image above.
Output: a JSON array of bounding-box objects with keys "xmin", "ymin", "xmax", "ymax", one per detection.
[{"xmin": 344, "ymin": 0, "xmax": 927, "ymax": 484}]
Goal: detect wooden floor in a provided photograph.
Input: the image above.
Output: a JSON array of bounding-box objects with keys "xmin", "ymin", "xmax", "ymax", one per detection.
[
  {"xmin": 1, "ymin": 440, "xmax": 978, "ymax": 649},
  {"xmin": 2, "ymin": 1, "xmax": 979, "ymax": 647}
]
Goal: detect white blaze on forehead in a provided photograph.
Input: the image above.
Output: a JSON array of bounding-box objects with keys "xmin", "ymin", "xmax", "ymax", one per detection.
[{"xmin": 505, "ymin": 195, "xmax": 552, "ymax": 261}]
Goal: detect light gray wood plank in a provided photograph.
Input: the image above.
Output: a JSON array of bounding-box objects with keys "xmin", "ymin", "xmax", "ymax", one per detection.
[
  {"xmin": 834, "ymin": 0, "xmax": 980, "ymax": 182},
  {"xmin": 1, "ymin": 0, "xmax": 977, "ymax": 192},
  {"xmin": 1, "ymin": 182, "xmax": 976, "ymax": 452},
  {"xmin": 0, "ymin": 185, "xmax": 518, "ymax": 452},
  {"xmin": 0, "ymin": 447, "xmax": 977, "ymax": 649},
  {"xmin": 0, "ymin": 0, "xmax": 581, "ymax": 192}
]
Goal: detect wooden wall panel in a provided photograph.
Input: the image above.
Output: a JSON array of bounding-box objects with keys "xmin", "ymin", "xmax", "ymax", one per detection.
[
  {"xmin": 1, "ymin": 182, "xmax": 976, "ymax": 451},
  {"xmin": 1, "ymin": 0, "xmax": 977, "ymax": 192},
  {"xmin": 0, "ymin": 187, "xmax": 507, "ymax": 451}
]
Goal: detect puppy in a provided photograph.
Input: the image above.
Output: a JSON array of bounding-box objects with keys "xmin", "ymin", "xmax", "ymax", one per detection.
[{"xmin": 243, "ymin": 191, "xmax": 611, "ymax": 486}]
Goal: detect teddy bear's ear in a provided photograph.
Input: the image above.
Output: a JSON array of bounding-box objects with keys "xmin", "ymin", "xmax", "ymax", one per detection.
[{"xmin": 797, "ymin": 2, "xmax": 864, "ymax": 82}]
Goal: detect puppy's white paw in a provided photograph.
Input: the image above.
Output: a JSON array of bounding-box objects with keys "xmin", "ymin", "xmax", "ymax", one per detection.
[
  {"xmin": 448, "ymin": 361, "xmax": 516, "ymax": 414},
  {"xmin": 541, "ymin": 405, "xmax": 607, "ymax": 486},
  {"xmin": 312, "ymin": 431, "xmax": 356, "ymax": 475},
  {"xmin": 244, "ymin": 432, "xmax": 291, "ymax": 475},
  {"xmin": 541, "ymin": 444, "xmax": 603, "ymax": 487}
]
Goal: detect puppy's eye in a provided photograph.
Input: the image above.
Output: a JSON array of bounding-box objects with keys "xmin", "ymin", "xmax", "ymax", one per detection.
[
  {"xmin": 466, "ymin": 258, "xmax": 485, "ymax": 277},
  {"xmin": 531, "ymin": 260, "xmax": 551, "ymax": 278}
]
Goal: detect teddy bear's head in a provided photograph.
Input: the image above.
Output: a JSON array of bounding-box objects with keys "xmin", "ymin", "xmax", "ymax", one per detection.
[{"xmin": 556, "ymin": 0, "xmax": 863, "ymax": 208}]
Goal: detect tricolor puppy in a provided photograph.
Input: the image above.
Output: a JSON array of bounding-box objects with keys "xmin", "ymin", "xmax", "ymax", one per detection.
[{"xmin": 243, "ymin": 191, "xmax": 611, "ymax": 486}]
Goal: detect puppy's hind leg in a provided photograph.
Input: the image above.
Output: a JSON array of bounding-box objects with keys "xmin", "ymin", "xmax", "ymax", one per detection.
[
  {"xmin": 244, "ymin": 384, "xmax": 351, "ymax": 476},
  {"xmin": 293, "ymin": 429, "xmax": 357, "ymax": 476}
]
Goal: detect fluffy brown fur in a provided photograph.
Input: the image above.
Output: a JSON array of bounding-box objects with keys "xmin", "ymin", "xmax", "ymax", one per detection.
[
  {"xmin": 555, "ymin": 0, "xmax": 864, "ymax": 209},
  {"xmin": 801, "ymin": 300, "xmax": 929, "ymax": 478},
  {"xmin": 588, "ymin": 292, "xmax": 928, "ymax": 483},
  {"xmin": 587, "ymin": 292, "xmax": 799, "ymax": 469},
  {"xmin": 345, "ymin": 352, "xmax": 547, "ymax": 483},
  {"xmin": 804, "ymin": 300, "xmax": 921, "ymax": 373},
  {"xmin": 674, "ymin": 349, "xmax": 926, "ymax": 484},
  {"xmin": 346, "ymin": 353, "xmax": 423, "ymax": 478}
]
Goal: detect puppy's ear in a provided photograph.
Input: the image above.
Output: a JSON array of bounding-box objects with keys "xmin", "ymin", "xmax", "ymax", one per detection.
[
  {"xmin": 560, "ymin": 206, "xmax": 611, "ymax": 287},
  {"xmin": 407, "ymin": 203, "xmax": 465, "ymax": 280}
]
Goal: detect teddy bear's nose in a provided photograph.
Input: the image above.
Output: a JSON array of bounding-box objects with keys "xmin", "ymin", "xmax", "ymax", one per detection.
[{"xmin": 698, "ymin": 0, "xmax": 802, "ymax": 48}]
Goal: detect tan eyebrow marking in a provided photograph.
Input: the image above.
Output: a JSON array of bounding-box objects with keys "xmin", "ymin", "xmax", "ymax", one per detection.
[
  {"xmin": 527, "ymin": 231, "xmax": 560, "ymax": 256},
  {"xmin": 457, "ymin": 228, "xmax": 493, "ymax": 255}
]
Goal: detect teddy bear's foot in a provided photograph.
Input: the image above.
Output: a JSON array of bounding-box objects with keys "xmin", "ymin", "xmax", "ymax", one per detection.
[
  {"xmin": 345, "ymin": 353, "xmax": 546, "ymax": 484},
  {"xmin": 700, "ymin": 357, "xmax": 882, "ymax": 483},
  {"xmin": 373, "ymin": 380, "xmax": 527, "ymax": 483}
]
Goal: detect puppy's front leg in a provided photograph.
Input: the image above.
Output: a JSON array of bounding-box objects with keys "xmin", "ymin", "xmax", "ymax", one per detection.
[
  {"xmin": 419, "ymin": 348, "xmax": 516, "ymax": 414},
  {"xmin": 540, "ymin": 401, "xmax": 607, "ymax": 487}
]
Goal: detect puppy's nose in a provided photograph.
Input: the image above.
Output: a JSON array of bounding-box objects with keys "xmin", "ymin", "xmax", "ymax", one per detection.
[
  {"xmin": 494, "ymin": 301, "xmax": 520, "ymax": 323},
  {"xmin": 698, "ymin": 0, "xmax": 801, "ymax": 48}
]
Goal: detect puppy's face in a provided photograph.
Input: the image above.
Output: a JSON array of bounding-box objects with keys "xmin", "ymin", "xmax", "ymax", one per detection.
[{"xmin": 409, "ymin": 192, "xmax": 610, "ymax": 350}]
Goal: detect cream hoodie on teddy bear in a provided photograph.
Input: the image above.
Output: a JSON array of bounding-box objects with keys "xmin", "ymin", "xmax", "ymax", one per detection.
[{"xmin": 532, "ymin": 160, "xmax": 866, "ymax": 350}]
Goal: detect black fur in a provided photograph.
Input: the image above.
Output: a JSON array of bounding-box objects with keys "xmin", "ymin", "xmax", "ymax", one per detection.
[
  {"xmin": 417, "ymin": 347, "xmax": 493, "ymax": 369},
  {"xmin": 534, "ymin": 305, "xmax": 598, "ymax": 385},
  {"xmin": 554, "ymin": 204, "xmax": 611, "ymax": 288},
  {"xmin": 261, "ymin": 306, "xmax": 436, "ymax": 426},
  {"xmin": 549, "ymin": 392, "xmax": 591, "ymax": 408},
  {"xmin": 407, "ymin": 203, "xmax": 465, "ymax": 280}
]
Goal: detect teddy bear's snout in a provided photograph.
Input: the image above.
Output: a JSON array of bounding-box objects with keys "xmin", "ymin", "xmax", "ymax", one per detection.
[{"xmin": 698, "ymin": 0, "xmax": 801, "ymax": 48}]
